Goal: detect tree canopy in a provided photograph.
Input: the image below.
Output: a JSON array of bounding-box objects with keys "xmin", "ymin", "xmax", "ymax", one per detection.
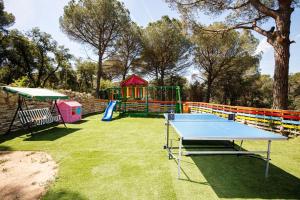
[
  {"xmin": 1, "ymin": 0, "xmax": 299, "ymax": 110},
  {"xmin": 191, "ymin": 23, "xmax": 260, "ymax": 103},
  {"xmin": 167, "ymin": 0, "xmax": 299, "ymax": 109},
  {"xmin": 60, "ymin": 0, "xmax": 130, "ymax": 97},
  {"xmin": 0, "ymin": 0, "xmax": 14, "ymax": 34},
  {"xmin": 136, "ymin": 16, "xmax": 191, "ymax": 86}
]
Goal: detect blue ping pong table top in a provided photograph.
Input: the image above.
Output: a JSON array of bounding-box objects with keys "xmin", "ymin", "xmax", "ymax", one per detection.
[{"xmin": 164, "ymin": 113, "xmax": 287, "ymax": 141}]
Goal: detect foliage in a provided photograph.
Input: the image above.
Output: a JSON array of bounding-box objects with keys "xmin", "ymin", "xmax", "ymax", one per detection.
[
  {"xmin": 108, "ymin": 22, "xmax": 143, "ymax": 80},
  {"xmin": 1, "ymin": 0, "xmax": 300, "ymax": 109},
  {"xmin": 102, "ymin": 59, "xmax": 124, "ymax": 81},
  {"xmin": 57, "ymin": 63, "xmax": 78, "ymax": 91},
  {"xmin": 187, "ymin": 80, "xmax": 205, "ymax": 102},
  {"xmin": 76, "ymin": 60, "xmax": 96, "ymax": 93},
  {"xmin": 135, "ymin": 16, "xmax": 191, "ymax": 86},
  {"xmin": 289, "ymin": 72, "xmax": 300, "ymax": 109},
  {"xmin": 164, "ymin": 75, "xmax": 189, "ymax": 100},
  {"xmin": 167, "ymin": 0, "xmax": 299, "ymax": 109},
  {"xmin": 0, "ymin": 0, "xmax": 15, "ymax": 34},
  {"xmin": 0, "ymin": 0, "xmax": 15, "ymax": 70},
  {"xmin": 191, "ymin": 23, "xmax": 259, "ymax": 103},
  {"xmin": 100, "ymin": 79, "xmax": 116, "ymax": 90},
  {"xmin": 60, "ymin": 0, "xmax": 130, "ymax": 97},
  {"xmin": 0, "ymin": 26, "xmax": 74, "ymax": 89},
  {"xmin": 11, "ymin": 76, "xmax": 30, "ymax": 87},
  {"xmin": 6, "ymin": 28, "xmax": 73, "ymax": 87}
]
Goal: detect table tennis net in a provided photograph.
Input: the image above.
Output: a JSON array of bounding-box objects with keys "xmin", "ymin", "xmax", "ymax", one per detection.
[{"xmin": 169, "ymin": 114, "xmax": 232, "ymax": 122}]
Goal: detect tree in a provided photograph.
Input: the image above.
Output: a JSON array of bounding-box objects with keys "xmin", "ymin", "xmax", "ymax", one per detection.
[
  {"xmin": 136, "ymin": 16, "xmax": 191, "ymax": 86},
  {"xmin": 289, "ymin": 73, "xmax": 300, "ymax": 109},
  {"xmin": 253, "ymin": 74, "xmax": 273, "ymax": 107},
  {"xmin": 57, "ymin": 61, "xmax": 78, "ymax": 91},
  {"xmin": 0, "ymin": 0, "xmax": 15, "ymax": 71},
  {"xmin": 2, "ymin": 28, "xmax": 72, "ymax": 87},
  {"xmin": 165, "ymin": 75, "xmax": 189, "ymax": 100},
  {"xmin": 76, "ymin": 60, "xmax": 96, "ymax": 93},
  {"xmin": 111, "ymin": 22, "xmax": 142, "ymax": 80},
  {"xmin": 102, "ymin": 59, "xmax": 123, "ymax": 81},
  {"xmin": 167, "ymin": 0, "xmax": 299, "ymax": 109},
  {"xmin": 191, "ymin": 23, "xmax": 259, "ymax": 102},
  {"xmin": 60, "ymin": 0, "xmax": 130, "ymax": 97},
  {"xmin": 0, "ymin": 0, "xmax": 15, "ymax": 34},
  {"xmin": 187, "ymin": 80, "xmax": 205, "ymax": 102}
]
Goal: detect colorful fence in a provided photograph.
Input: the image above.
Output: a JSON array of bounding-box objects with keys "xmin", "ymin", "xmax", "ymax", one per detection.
[
  {"xmin": 120, "ymin": 100, "xmax": 177, "ymax": 113},
  {"xmin": 183, "ymin": 102, "xmax": 300, "ymax": 135}
]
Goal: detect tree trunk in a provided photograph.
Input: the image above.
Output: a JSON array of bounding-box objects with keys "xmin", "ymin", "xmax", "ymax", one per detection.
[
  {"xmin": 96, "ymin": 53, "xmax": 103, "ymax": 98},
  {"xmin": 205, "ymin": 78, "xmax": 212, "ymax": 103},
  {"xmin": 122, "ymin": 73, "xmax": 126, "ymax": 81},
  {"xmin": 160, "ymin": 74, "xmax": 164, "ymax": 87},
  {"xmin": 271, "ymin": 4, "xmax": 293, "ymax": 110},
  {"xmin": 155, "ymin": 67, "xmax": 159, "ymax": 86},
  {"xmin": 272, "ymin": 42, "xmax": 290, "ymax": 109}
]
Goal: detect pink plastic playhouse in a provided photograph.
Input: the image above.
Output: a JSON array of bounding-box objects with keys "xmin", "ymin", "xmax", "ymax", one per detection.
[{"xmin": 57, "ymin": 100, "xmax": 82, "ymax": 123}]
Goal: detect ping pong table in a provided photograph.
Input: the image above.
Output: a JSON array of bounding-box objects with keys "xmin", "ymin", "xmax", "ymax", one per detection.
[{"xmin": 164, "ymin": 113, "xmax": 287, "ymax": 179}]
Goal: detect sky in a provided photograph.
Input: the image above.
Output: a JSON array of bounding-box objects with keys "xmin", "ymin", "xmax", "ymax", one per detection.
[{"xmin": 3, "ymin": 0, "xmax": 300, "ymax": 79}]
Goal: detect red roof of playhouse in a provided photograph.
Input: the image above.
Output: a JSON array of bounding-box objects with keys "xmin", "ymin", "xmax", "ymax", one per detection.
[{"xmin": 120, "ymin": 74, "xmax": 148, "ymax": 87}]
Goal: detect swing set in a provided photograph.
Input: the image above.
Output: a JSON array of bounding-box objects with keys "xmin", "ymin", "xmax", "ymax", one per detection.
[
  {"xmin": 105, "ymin": 75, "xmax": 182, "ymax": 114},
  {"xmin": 2, "ymin": 86, "xmax": 68, "ymax": 134}
]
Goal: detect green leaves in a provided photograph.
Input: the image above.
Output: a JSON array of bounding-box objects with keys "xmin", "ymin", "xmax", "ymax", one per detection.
[
  {"xmin": 0, "ymin": 0, "xmax": 15, "ymax": 33},
  {"xmin": 0, "ymin": 28, "xmax": 73, "ymax": 88},
  {"xmin": 60, "ymin": 0, "xmax": 131, "ymax": 96},
  {"xmin": 138, "ymin": 16, "xmax": 191, "ymax": 86},
  {"xmin": 191, "ymin": 23, "xmax": 260, "ymax": 103}
]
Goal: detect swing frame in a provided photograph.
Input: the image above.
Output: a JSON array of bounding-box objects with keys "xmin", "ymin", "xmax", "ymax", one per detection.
[{"xmin": 2, "ymin": 86, "xmax": 68, "ymax": 134}]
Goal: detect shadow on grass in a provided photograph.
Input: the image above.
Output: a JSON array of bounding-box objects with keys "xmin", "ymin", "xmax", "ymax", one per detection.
[
  {"xmin": 0, "ymin": 145, "xmax": 13, "ymax": 151},
  {"xmin": 24, "ymin": 127, "xmax": 81, "ymax": 141},
  {"xmin": 174, "ymin": 140, "xmax": 300, "ymax": 198},
  {"xmin": 0, "ymin": 124, "xmax": 66, "ymax": 142},
  {"xmin": 82, "ymin": 112, "xmax": 102, "ymax": 118},
  {"xmin": 71, "ymin": 120, "xmax": 89, "ymax": 124},
  {"xmin": 119, "ymin": 112, "xmax": 164, "ymax": 119},
  {"xmin": 0, "ymin": 125, "xmax": 80, "ymax": 143},
  {"xmin": 111, "ymin": 114, "xmax": 125, "ymax": 121},
  {"xmin": 43, "ymin": 189, "xmax": 88, "ymax": 200},
  {"xmin": 186, "ymin": 153, "xmax": 300, "ymax": 199}
]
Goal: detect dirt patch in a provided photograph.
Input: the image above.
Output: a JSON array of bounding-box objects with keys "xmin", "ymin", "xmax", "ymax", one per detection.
[{"xmin": 0, "ymin": 151, "xmax": 58, "ymax": 200}]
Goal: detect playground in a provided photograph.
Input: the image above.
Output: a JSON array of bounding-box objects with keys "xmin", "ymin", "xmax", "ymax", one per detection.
[
  {"xmin": 0, "ymin": 81, "xmax": 300, "ymax": 199},
  {"xmin": 1, "ymin": 0, "xmax": 300, "ymax": 199},
  {"xmin": 102, "ymin": 74, "xmax": 182, "ymax": 121},
  {"xmin": 1, "ymin": 113, "xmax": 300, "ymax": 199}
]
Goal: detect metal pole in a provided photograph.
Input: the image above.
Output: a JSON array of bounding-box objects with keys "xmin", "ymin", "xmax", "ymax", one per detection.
[
  {"xmin": 169, "ymin": 139, "xmax": 173, "ymax": 159},
  {"xmin": 19, "ymin": 98, "xmax": 33, "ymax": 133},
  {"xmin": 7, "ymin": 96, "xmax": 22, "ymax": 134},
  {"xmin": 146, "ymin": 86, "xmax": 148, "ymax": 113},
  {"xmin": 239, "ymin": 140, "xmax": 244, "ymax": 151},
  {"xmin": 265, "ymin": 140, "xmax": 271, "ymax": 178},
  {"xmin": 165, "ymin": 119, "xmax": 169, "ymax": 149},
  {"xmin": 178, "ymin": 137, "xmax": 183, "ymax": 179}
]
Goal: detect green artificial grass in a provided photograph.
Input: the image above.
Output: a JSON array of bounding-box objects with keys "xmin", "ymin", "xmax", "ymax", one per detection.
[{"xmin": 1, "ymin": 113, "xmax": 300, "ymax": 200}]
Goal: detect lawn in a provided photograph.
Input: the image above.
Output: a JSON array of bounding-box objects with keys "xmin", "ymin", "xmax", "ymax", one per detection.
[{"xmin": 1, "ymin": 113, "xmax": 300, "ymax": 200}]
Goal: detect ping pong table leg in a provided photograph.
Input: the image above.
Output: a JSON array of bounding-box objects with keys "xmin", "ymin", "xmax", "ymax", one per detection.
[
  {"xmin": 165, "ymin": 119, "xmax": 169, "ymax": 149},
  {"xmin": 265, "ymin": 140, "xmax": 271, "ymax": 178},
  {"xmin": 239, "ymin": 140, "xmax": 244, "ymax": 151},
  {"xmin": 178, "ymin": 137, "xmax": 183, "ymax": 179}
]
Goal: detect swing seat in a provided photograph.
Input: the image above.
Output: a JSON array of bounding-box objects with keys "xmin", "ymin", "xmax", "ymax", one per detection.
[{"xmin": 18, "ymin": 108, "xmax": 61, "ymax": 127}]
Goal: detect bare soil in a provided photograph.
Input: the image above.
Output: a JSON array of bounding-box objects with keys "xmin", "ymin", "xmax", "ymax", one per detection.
[{"xmin": 0, "ymin": 151, "xmax": 58, "ymax": 200}]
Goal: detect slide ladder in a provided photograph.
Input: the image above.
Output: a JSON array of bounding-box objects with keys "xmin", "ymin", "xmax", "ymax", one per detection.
[{"xmin": 102, "ymin": 101, "xmax": 117, "ymax": 121}]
